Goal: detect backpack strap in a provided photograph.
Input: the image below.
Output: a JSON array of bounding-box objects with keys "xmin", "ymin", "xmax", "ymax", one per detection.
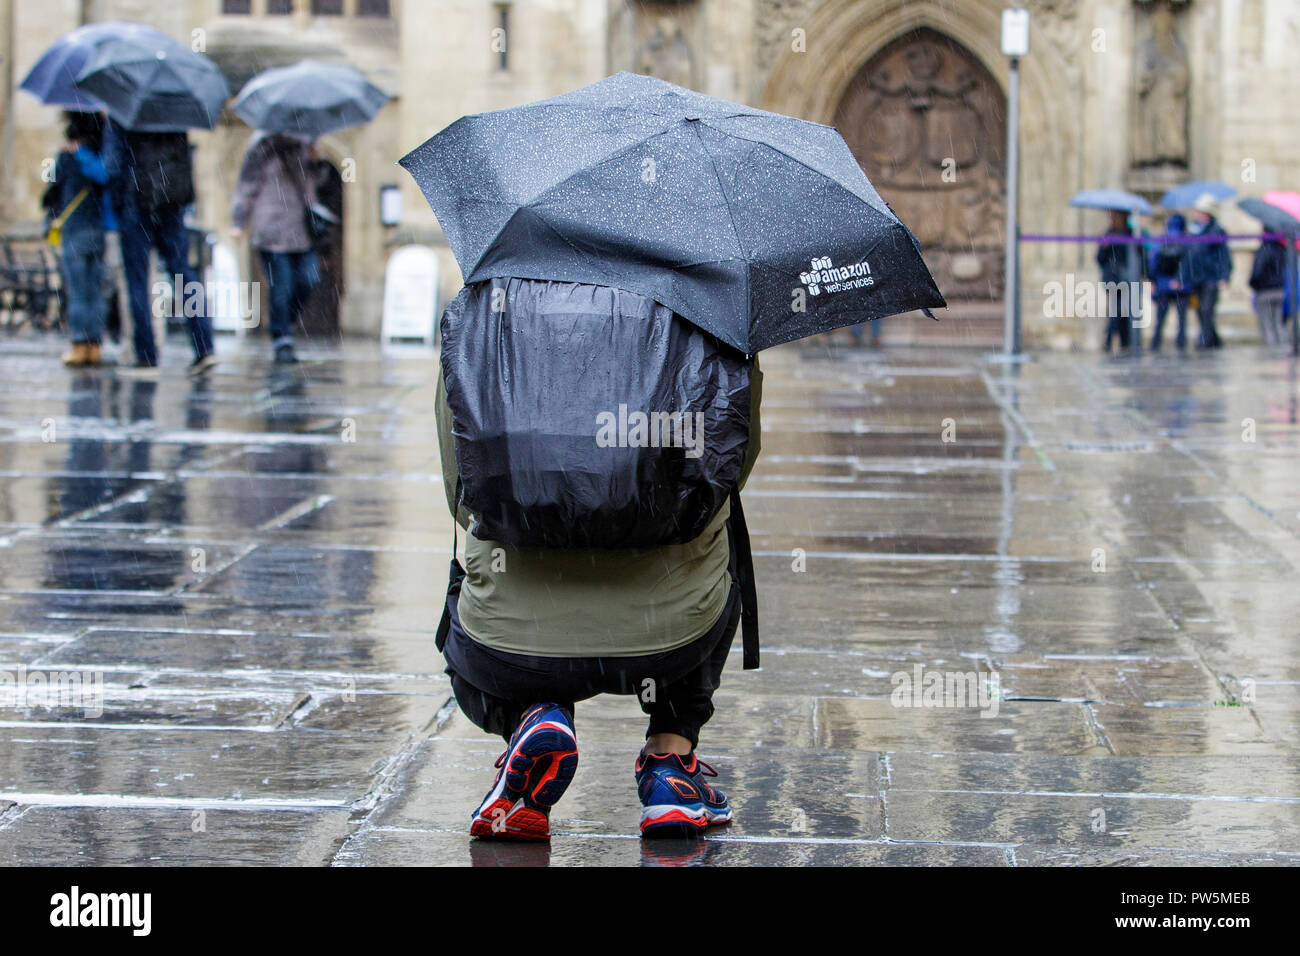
[
  {"xmin": 435, "ymin": 481, "xmax": 465, "ymax": 654},
  {"xmin": 729, "ymin": 487, "xmax": 760, "ymax": 670}
]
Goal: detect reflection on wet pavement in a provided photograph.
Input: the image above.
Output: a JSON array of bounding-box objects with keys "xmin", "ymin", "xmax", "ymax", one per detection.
[{"xmin": 0, "ymin": 337, "xmax": 1296, "ymax": 866}]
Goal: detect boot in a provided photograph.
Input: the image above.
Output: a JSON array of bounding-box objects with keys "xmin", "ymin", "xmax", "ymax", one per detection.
[
  {"xmin": 61, "ymin": 342, "xmax": 89, "ymax": 367},
  {"xmin": 84, "ymin": 343, "xmax": 102, "ymax": 367}
]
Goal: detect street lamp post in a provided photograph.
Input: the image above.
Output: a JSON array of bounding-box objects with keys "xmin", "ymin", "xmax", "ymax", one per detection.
[
  {"xmin": 1288, "ymin": 228, "xmax": 1300, "ymax": 357},
  {"xmin": 1001, "ymin": 9, "xmax": 1029, "ymax": 356}
]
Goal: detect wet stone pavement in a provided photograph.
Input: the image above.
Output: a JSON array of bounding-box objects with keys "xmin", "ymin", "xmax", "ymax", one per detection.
[{"xmin": 0, "ymin": 334, "xmax": 1297, "ymax": 867}]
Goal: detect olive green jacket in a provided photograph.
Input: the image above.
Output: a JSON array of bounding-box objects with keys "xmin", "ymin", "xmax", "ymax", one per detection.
[{"xmin": 436, "ymin": 358, "xmax": 761, "ymax": 657}]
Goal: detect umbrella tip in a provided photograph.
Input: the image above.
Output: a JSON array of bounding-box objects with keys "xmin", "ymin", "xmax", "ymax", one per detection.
[{"xmin": 923, "ymin": 308, "xmax": 939, "ymax": 321}]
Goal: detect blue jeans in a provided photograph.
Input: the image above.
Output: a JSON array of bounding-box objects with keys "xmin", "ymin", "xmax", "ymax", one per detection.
[
  {"xmin": 259, "ymin": 250, "xmax": 319, "ymax": 348},
  {"xmin": 60, "ymin": 232, "xmax": 106, "ymax": 344},
  {"xmin": 118, "ymin": 199, "xmax": 214, "ymax": 364},
  {"xmin": 850, "ymin": 319, "xmax": 882, "ymax": 343}
]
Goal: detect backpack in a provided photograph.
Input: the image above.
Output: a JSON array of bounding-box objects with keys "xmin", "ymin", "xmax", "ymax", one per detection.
[
  {"xmin": 125, "ymin": 130, "xmax": 195, "ymax": 212},
  {"xmin": 437, "ymin": 276, "xmax": 760, "ymax": 666},
  {"xmin": 1155, "ymin": 244, "xmax": 1184, "ymax": 278}
]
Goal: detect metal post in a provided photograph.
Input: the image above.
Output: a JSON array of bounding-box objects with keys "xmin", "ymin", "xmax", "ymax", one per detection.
[
  {"xmin": 1003, "ymin": 56, "xmax": 1021, "ymax": 355},
  {"xmin": 1126, "ymin": 232, "xmax": 1142, "ymax": 354},
  {"xmin": 1287, "ymin": 229, "xmax": 1299, "ymax": 357}
]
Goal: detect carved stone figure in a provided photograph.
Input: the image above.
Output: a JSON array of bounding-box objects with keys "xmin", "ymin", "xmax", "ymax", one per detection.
[
  {"xmin": 637, "ymin": 17, "xmax": 695, "ymax": 89},
  {"xmin": 1131, "ymin": 2, "xmax": 1190, "ymax": 167}
]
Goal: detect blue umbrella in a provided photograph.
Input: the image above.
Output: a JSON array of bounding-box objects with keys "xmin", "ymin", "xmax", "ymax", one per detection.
[
  {"xmin": 1069, "ymin": 189, "xmax": 1154, "ymax": 215},
  {"xmin": 1160, "ymin": 180, "xmax": 1236, "ymax": 209},
  {"xmin": 18, "ymin": 21, "xmax": 171, "ymax": 111}
]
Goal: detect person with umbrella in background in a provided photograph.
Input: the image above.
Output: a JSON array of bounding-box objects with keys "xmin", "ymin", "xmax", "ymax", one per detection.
[
  {"xmin": 230, "ymin": 132, "xmax": 324, "ymax": 364},
  {"xmin": 402, "ymin": 73, "xmax": 945, "ymax": 841},
  {"xmin": 1185, "ymin": 194, "xmax": 1232, "ymax": 349},
  {"xmin": 1097, "ymin": 209, "xmax": 1137, "ymax": 353},
  {"xmin": 79, "ymin": 32, "xmax": 227, "ymax": 374},
  {"xmin": 1070, "ymin": 190, "xmax": 1152, "ymax": 354},
  {"xmin": 44, "ymin": 111, "xmax": 109, "ymax": 367},
  {"xmin": 18, "ymin": 23, "xmax": 175, "ymax": 365},
  {"xmin": 1148, "ymin": 213, "xmax": 1194, "ymax": 352},
  {"xmin": 230, "ymin": 60, "xmax": 388, "ymax": 363},
  {"xmin": 1240, "ymin": 193, "xmax": 1300, "ymax": 355},
  {"xmin": 103, "ymin": 119, "xmax": 215, "ymax": 373},
  {"xmin": 1248, "ymin": 231, "xmax": 1288, "ymax": 348}
]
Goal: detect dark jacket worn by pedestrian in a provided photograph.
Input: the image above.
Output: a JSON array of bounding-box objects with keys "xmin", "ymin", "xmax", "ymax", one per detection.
[
  {"xmin": 1186, "ymin": 218, "xmax": 1233, "ymax": 287},
  {"xmin": 1097, "ymin": 227, "xmax": 1137, "ymax": 284},
  {"xmin": 1149, "ymin": 215, "xmax": 1193, "ymax": 296},
  {"xmin": 102, "ymin": 120, "xmax": 195, "ymax": 218},
  {"xmin": 1249, "ymin": 240, "xmax": 1286, "ymax": 292}
]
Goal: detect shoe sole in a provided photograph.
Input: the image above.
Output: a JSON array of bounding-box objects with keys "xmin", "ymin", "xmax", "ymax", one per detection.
[
  {"xmin": 640, "ymin": 803, "xmax": 733, "ymax": 839},
  {"xmin": 470, "ymin": 718, "xmax": 578, "ymax": 841},
  {"xmin": 470, "ymin": 798, "xmax": 552, "ymax": 841}
]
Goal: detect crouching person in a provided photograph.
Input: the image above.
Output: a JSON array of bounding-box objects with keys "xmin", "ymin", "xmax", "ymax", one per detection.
[{"xmin": 434, "ymin": 277, "xmax": 762, "ymax": 840}]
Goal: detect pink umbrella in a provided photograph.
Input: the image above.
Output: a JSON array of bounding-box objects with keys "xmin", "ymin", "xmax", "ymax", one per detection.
[
  {"xmin": 1263, "ymin": 191, "xmax": 1300, "ymax": 223},
  {"xmin": 1262, "ymin": 192, "xmax": 1300, "ymax": 248}
]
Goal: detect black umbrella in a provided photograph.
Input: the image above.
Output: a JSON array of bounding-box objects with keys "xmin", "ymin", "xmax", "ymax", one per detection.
[
  {"xmin": 399, "ymin": 72, "xmax": 944, "ymax": 353},
  {"xmin": 233, "ymin": 60, "xmax": 389, "ymax": 139},
  {"xmin": 1239, "ymin": 197, "xmax": 1300, "ymax": 234},
  {"xmin": 76, "ymin": 34, "xmax": 229, "ymax": 131}
]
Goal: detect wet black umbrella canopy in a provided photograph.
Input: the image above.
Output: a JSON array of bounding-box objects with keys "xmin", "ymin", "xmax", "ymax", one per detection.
[
  {"xmin": 400, "ymin": 71, "xmax": 944, "ymax": 353},
  {"xmin": 75, "ymin": 34, "xmax": 230, "ymax": 132}
]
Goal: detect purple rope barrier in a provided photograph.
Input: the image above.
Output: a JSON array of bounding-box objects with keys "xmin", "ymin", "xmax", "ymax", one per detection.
[{"xmin": 1020, "ymin": 233, "xmax": 1293, "ymax": 244}]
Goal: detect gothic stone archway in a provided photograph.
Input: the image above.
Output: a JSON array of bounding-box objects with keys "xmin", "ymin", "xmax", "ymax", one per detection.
[
  {"xmin": 834, "ymin": 28, "xmax": 1006, "ymax": 307},
  {"xmin": 759, "ymin": 0, "xmax": 1082, "ymax": 347}
]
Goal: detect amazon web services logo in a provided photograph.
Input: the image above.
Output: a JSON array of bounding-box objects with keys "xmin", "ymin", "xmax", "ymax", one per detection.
[{"xmin": 798, "ymin": 256, "xmax": 875, "ymax": 296}]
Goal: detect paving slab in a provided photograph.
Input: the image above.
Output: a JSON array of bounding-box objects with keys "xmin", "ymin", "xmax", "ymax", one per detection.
[
  {"xmin": 0, "ymin": 337, "xmax": 1296, "ymax": 866},
  {"xmin": 0, "ymin": 807, "xmax": 355, "ymax": 866}
]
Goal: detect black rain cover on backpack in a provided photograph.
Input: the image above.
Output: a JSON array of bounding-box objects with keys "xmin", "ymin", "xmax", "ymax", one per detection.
[
  {"xmin": 441, "ymin": 277, "xmax": 751, "ymax": 549},
  {"xmin": 125, "ymin": 130, "xmax": 195, "ymax": 212},
  {"xmin": 1155, "ymin": 244, "xmax": 1185, "ymax": 278}
]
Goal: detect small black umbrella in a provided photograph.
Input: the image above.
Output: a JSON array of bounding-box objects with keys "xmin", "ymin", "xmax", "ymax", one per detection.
[
  {"xmin": 233, "ymin": 60, "xmax": 389, "ymax": 139},
  {"xmin": 399, "ymin": 72, "xmax": 944, "ymax": 353},
  {"xmin": 76, "ymin": 34, "xmax": 229, "ymax": 131},
  {"xmin": 1239, "ymin": 197, "xmax": 1300, "ymax": 235}
]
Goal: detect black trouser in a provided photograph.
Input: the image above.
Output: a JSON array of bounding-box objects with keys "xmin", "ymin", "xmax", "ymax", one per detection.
[
  {"xmin": 438, "ymin": 544, "xmax": 741, "ymax": 751},
  {"xmin": 1104, "ymin": 289, "xmax": 1132, "ymax": 352},
  {"xmin": 1151, "ymin": 292, "xmax": 1191, "ymax": 351},
  {"xmin": 1195, "ymin": 282, "xmax": 1223, "ymax": 348}
]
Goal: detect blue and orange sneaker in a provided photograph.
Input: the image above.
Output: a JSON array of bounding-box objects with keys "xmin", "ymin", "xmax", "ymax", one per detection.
[
  {"xmin": 635, "ymin": 750, "xmax": 733, "ymax": 838},
  {"xmin": 470, "ymin": 703, "xmax": 578, "ymax": 841}
]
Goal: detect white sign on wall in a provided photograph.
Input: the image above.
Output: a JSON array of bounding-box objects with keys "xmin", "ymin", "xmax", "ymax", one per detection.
[{"xmin": 381, "ymin": 245, "xmax": 439, "ymax": 345}]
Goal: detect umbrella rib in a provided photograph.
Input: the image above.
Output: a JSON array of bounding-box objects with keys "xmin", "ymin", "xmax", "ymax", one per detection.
[
  {"xmin": 517, "ymin": 121, "xmax": 680, "ymax": 206},
  {"xmin": 699, "ymin": 120, "xmax": 894, "ymax": 217},
  {"xmin": 489, "ymin": 205, "xmax": 625, "ymax": 285},
  {"xmin": 686, "ymin": 119, "xmax": 749, "ymax": 290},
  {"xmin": 454, "ymin": 123, "xmax": 682, "ymax": 269}
]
